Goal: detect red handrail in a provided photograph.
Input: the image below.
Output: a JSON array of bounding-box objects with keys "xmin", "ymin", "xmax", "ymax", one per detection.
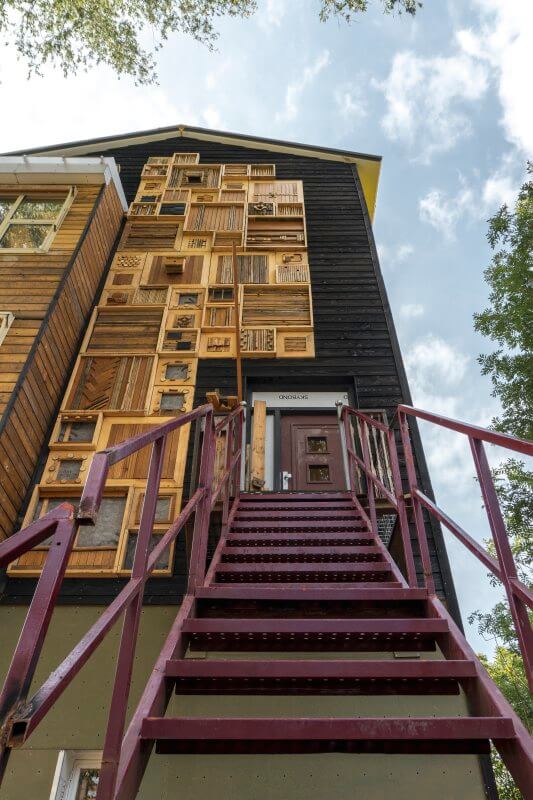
[
  {"xmin": 0, "ymin": 402, "xmax": 245, "ymax": 791},
  {"xmin": 341, "ymin": 403, "xmax": 533, "ymax": 690}
]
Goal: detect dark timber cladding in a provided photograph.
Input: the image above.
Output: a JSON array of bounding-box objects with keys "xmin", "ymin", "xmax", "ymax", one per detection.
[{"xmin": 86, "ymin": 136, "xmax": 448, "ymax": 598}]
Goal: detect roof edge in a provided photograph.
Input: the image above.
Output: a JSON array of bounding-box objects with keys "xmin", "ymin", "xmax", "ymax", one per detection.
[{"xmin": 3, "ymin": 123, "xmax": 381, "ymax": 164}]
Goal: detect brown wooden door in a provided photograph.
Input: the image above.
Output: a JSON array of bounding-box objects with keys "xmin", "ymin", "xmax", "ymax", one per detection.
[{"xmin": 280, "ymin": 414, "xmax": 346, "ymax": 491}]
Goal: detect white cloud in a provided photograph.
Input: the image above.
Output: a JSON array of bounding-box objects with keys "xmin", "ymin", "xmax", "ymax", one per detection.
[
  {"xmin": 406, "ymin": 335, "xmax": 469, "ymax": 396},
  {"xmin": 481, "ymin": 152, "xmax": 523, "ymax": 210},
  {"xmin": 257, "ymin": 0, "xmax": 287, "ymax": 30},
  {"xmin": 462, "ymin": 0, "xmax": 533, "ymax": 155},
  {"xmin": 334, "ymin": 83, "xmax": 367, "ymax": 121},
  {"xmin": 275, "ymin": 50, "xmax": 330, "ymax": 123},
  {"xmin": 419, "ymin": 155, "xmax": 523, "ymax": 240},
  {"xmin": 375, "ymin": 46, "xmax": 489, "ymax": 162},
  {"xmin": 396, "ymin": 243, "xmax": 414, "ymax": 262},
  {"xmin": 377, "ymin": 241, "xmax": 414, "ymax": 270},
  {"xmin": 419, "ymin": 179, "xmax": 474, "ymax": 241},
  {"xmin": 400, "ymin": 303, "xmax": 424, "ymax": 319}
]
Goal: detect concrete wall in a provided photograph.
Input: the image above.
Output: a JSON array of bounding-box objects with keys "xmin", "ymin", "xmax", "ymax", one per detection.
[{"xmin": 0, "ymin": 606, "xmax": 488, "ymax": 800}]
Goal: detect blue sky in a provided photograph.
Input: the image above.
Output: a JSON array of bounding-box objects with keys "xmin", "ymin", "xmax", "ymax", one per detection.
[{"xmin": 1, "ymin": 0, "xmax": 531, "ymax": 652}]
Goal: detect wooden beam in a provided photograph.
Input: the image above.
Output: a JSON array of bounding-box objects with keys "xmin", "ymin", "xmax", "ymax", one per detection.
[
  {"xmin": 250, "ymin": 400, "xmax": 266, "ymax": 490},
  {"xmin": 231, "ymin": 241, "xmax": 243, "ymax": 403}
]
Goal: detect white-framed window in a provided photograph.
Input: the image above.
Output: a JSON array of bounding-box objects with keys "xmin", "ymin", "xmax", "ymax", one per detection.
[
  {"xmin": 49, "ymin": 750, "xmax": 101, "ymax": 800},
  {"xmin": 0, "ymin": 311, "xmax": 14, "ymax": 346},
  {"xmin": 0, "ymin": 188, "xmax": 76, "ymax": 252}
]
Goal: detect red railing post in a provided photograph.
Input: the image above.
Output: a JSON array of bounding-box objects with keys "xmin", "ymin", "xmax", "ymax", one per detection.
[
  {"xmin": 220, "ymin": 416, "xmax": 234, "ymax": 541},
  {"xmin": 360, "ymin": 419, "xmax": 378, "ymax": 537},
  {"xmin": 0, "ymin": 507, "xmax": 77, "ymax": 781},
  {"xmin": 469, "ymin": 437, "xmax": 533, "ymax": 691},
  {"xmin": 96, "ymin": 435, "xmax": 166, "ymax": 800},
  {"xmin": 342, "ymin": 411, "xmax": 358, "ymax": 499},
  {"xmin": 398, "ymin": 411, "xmax": 435, "ymax": 594},
  {"xmin": 187, "ymin": 409, "xmax": 216, "ymax": 591},
  {"xmin": 386, "ymin": 427, "xmax": 417, "ymax": 587}
]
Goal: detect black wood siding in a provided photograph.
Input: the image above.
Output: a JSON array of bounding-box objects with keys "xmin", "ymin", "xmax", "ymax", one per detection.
[{"xmin": 1, "ymin": 135, "xmax": 458, "ymax": 617}]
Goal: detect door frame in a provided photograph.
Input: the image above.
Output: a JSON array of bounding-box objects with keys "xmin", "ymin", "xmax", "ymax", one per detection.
[
  {"xmin": 254, "ymin": 406, "xmax": 349, "ymax": 492},
  {"xmin": 246, "ymin": 381, "xmax": 356, "ymax": 492}
]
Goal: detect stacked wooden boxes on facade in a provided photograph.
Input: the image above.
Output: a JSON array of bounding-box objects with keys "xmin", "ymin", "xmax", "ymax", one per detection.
[{"xmin": 9, "ymin": 153, "xmax": 315, "ymax": 577}]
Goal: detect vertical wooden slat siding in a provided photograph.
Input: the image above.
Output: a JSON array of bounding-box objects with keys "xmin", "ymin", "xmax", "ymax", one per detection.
[{"xmin": 0, "ymin": 182, "xmax": 124, "ymax": 540}]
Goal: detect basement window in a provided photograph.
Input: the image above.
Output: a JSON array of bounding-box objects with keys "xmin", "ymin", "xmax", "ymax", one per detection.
[
  {"xmin": 50, "ymin": 750, "xmax": 101, "ymax": 800},
  {"xmin": 0, "ymin": 189, "xmax": 76, "ymax": 252}
]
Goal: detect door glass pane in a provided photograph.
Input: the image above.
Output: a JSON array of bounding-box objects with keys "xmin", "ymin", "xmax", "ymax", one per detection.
[
  {"xmin": 12, "ymin": 198, "xmax": 64, "ymax": 220},
  {"xmin": 0, "ymin": 224, "xmax": 49, "ymax": 249},
  {"xmin": 308, "ymin": 464, "xmax": 331, "ymax": 483},
  {"xmin": 307, "ymin": 436, "xmax": 328, "ymax": 453},
  {"xmin": 75, "ymin": 768, "xmax": 99, "ymax": 799},
  {"xmin": 0, "ymin": 198, "xmax": 13, "ymax": 224}
]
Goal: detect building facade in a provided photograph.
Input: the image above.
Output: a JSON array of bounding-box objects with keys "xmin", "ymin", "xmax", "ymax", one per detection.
[{"xmin": 0, "ymin": 127, "xmax": 494, "ymax": 799}]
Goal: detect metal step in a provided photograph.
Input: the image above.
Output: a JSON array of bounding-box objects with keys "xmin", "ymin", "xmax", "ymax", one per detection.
[
  {"xmin": 167, "ymin": 658, "xmax": 476, "ymax": 695},
  {"xmin": 231, "ymin": 520, "xmax": 366, "ymax": 532},
  {"xmin": 226, "ymin": 532, "xmax": 376, "ymax": 547},
  {"xmin": 196, "ymin": 586, "xmax": 429, "ymax": 602},
  {"xmin": 214, "ymin": 562, "xmax": 396, "ymax": 584},
  {"xmin": 239, "ymin": 492, "xmax": 353, "ymax": 502},
  {"xmin": 142, "ymin": 716, "xmax": 515, "ymax": 755},
  {"xmin": 183, "ymin": 617, "xmax": 446, "ymax": 651},
  {"xmin": 235, "ymin": 509, "xmax": 362, "ymax": 521},
  {"xmin": 220, "ymin": 546, "xmax": 384, "ymax": 563}
]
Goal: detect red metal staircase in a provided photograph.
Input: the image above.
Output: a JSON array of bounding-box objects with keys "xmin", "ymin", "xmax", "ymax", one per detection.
[{"xmin": 0, "ymin": 404, "xmax": 532, "ymax": 798}]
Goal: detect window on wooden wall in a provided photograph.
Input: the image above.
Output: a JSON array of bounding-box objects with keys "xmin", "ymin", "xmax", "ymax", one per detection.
[
  {"xmin": 0, "ymin": 311, "xmax": 14, "ymax": 346},
  {"xmin": 0, "ymin": 188, "xmax": 75, "ymax": 252},
  {"xmin": 50, "ymin": 750, "xmax": 101, "ymax": 800}
]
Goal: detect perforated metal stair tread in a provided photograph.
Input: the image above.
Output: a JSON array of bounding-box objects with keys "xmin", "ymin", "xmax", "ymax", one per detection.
[
  {"xmin": 167, "ymin": 659, "xmax": 476, "ymax": 695},
  {"xmin": 221, "ymin": 545, "xmax": 384, "ymax": 563},
  {"xmin": 196, "ymin": 586, "xmax": 430, "ymax": 601},
  {"xmin": 214, "ymin": 562, "xmax": 397, "ymax": 584},
  {"xmin": 142, "ymin": 716, "xmax": 516, "ymax": 755},
  {"xmin": 231, "ymin": 520, "xmax": 367, "ymax": 531},
  {"xmin": 226, "ymin": 532, "xmax": 377, "ymax": 546},
  {"xmin": 183, "ymin": 617, "xmax": 446, "ymax": 651}
]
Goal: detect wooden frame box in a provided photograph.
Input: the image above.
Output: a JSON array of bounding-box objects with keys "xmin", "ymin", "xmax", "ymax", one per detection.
[
  {"xmin": 149, "ymin": 385, "xmax": 194, "ymax": 416},
  {"xmin": 63, "ymin": 354, "xmax": 156, "ymax": 414},
  {"xmin": 199, "ymin": 332, "xmax": 236, "ymax": 358},
  {"xmin": 155, "ymin": 356, "xmax": 198, "ymax": 385},
  {"xmin": 49, "ymin": 413, "xmax": 102, "ymax": 450},
  {"xmin": 9, "ymin": 485, "xmax": 134, "ymax": 577},
  {"xmin": 42, "ymin": 450, "xmax": 93, "ymax": 486},
  {"xmin": 277, "ymin": 328, "xmax": 315, "ymax": 358},
  {"xmin": 99, "ymin": 416, "xmax": 189, "ymax": 486}
]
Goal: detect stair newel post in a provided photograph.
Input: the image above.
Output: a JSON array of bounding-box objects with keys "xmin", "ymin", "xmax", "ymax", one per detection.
[
  {"xmin": 96, "ymin": 434, "xmax": 166, "ymax": 800},
  {"xmin": 220, "ymin": 416, "xmax": 234, "ymax": 542},
  {"xmin": 386, "ymin": 426, "xmax": 417, "ymax": 587},
  {"xmin": 469, "ymin": 437, "xmax": 533, "ymax": 691},
  {"xmin": 360, "ymin": 418, "xmax": 379, "ymax": 538},
  {"xmin": 187, "ymin": 408, "xmax": 216, "ymax": 592},
  {"xmin": 342, "ymin": 408, "xmax": 357, "ymax": 500},
  {"xmin": 398, "ymin": 412, "xmax": 435, "ymax": 594},
  {"xmin": 233, "ymin": 403, "xmax": 245, "ymax": 509}
]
